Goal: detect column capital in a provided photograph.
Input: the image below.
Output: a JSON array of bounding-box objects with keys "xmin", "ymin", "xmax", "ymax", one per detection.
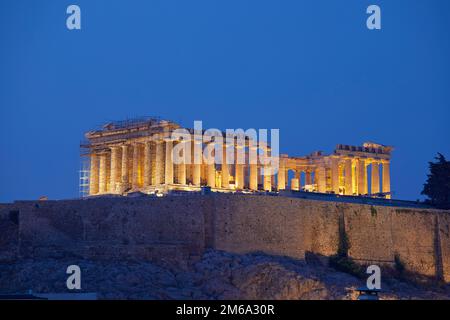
[{"xmin": 150, "ymin": 132, "xmax": 169, "ymax": 143}]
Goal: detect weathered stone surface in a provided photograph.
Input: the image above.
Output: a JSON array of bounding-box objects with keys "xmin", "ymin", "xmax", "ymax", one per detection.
[
  {"xmin": 439, "ymin": 214, "xmax": 450, "ymax": 282},
  {"xmin": 1, "ymin": 250, "xmax": 448, "ymax": 300},
  {"xmin": 211, "ymin": 195, "xmax": 450, "ymax": 282}
]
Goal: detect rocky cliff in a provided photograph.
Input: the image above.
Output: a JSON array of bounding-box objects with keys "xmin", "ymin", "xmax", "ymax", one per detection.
[{"xmin": 0, "ymin": 249, "xmax": 448, "ymax": 299}]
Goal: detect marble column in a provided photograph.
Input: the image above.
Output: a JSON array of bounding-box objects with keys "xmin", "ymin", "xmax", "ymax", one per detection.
[
  {"xmin": 222, "ymin": 143, "xmax": 230, "ymax": 188},
  {"xmin": 192, "ymin": 141, "xmax": 201, "ymax": 186},
  {"xmin": 316, "ymin": 166, "xmax": 326, "ymax": 193},
  {"xmin": 206, "ymin": 142, "xmax": 216, "ymax": 188},
  {"xmin": 235, "ymin": 145, "xmax": 244, "ymax": 189},
  {"xmin": 177, "ymin": 141, "xmax": 187, "ymax": 185},
  {"xmin": 110, "ymin": 147, "xmax": 120, "ymax": 193},
  {"xmin": 382, "ymin": 160, "xmax": 391, "ymax": 199},
  {"xmin": 207, "ymin": 163, "xmax": 215, "ymax": 187},
  {"xmin": 165, "ymin": 139, "xmax": 174, "ymax": 184},
  {"xmin": 258, "ymin": 166, "xmax": 264, "ymax": 188},
  {"xmin": 263, "ymin": 145, "xmax": 271, "ymax": 191},
  {"xmin": 131, "ymin": 143, "xmax": 140, "ymax": 189},
  {"xmin": 99, "ymin": 153, "xmax": 107, "ymax": 193},
  {"xmin": 89, "ymin": 153, "xmax": 99, "ymax": 195},
  {"xmin": 249, "ymin": 145, "xmax": 258, "ymax": 190},
  {"xmin": 305, "ymin": 170, "xmax": 312, "ymax": 185},
  {"xmin": 143, "ymin": 141, "xmax": 152, "ymax": 187},
  {"xmin": 364, "ymin": 162, "xmax": 369, "ymax": 195},
  {"xmin": 121, "ymin": 145, "xmax": 129, "ymax": 189},
  {"xmin": 263, "ymin": 168, "xmax": 272, "ymax": 191},
  {"xmin": 271, "ymin": 173, "xmax": 275, "ymax": 190},
  {"xmin": 277, "ymin": 157, "xmax": 286, "ymax": 191},
  {"xmin": 331, "ymin": 158, "xmax": 340, "ymax": 194},
  {"xmin": 154, "ymin": 140, "xmax": 164, "ymax": 185},
  {"xmin": 357, "ymin": 159, "xmax": 367, "ymax": 195},
  {"xmin": 344, "ymin": 159, "xmax": 353, "ymax": 195},
  {"xmin": 291, "ymin": 171, "xmax": 300, "ymax": 191},
  {"xmin": 371, "ymin": 161, "xmax": 380, "ymax": 195}
]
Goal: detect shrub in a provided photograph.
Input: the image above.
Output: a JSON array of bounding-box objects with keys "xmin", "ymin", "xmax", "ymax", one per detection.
[
  {"xmin": 394, "ymin": 253, "xmax": 405, "ymax": 275},
  {"xmin": 370, "ymin": 206, "xmax": 377, "ymax": 217},
  {"xmin": 337, "ymin": 230, "xmax": 350, "ymax": 258},
  {"xmin": 329, "ymin": 255, "xmax": 365, "ymax": 279}
]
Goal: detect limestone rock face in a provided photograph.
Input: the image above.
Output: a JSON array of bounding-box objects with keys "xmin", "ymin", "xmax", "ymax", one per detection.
[
  {"xmin": 230, "ymin": 263, "xmax": 328, "ymax": 299},
  {"xmin": 0, "ymin": 250, "xmax": 449, "ymax": 300}
]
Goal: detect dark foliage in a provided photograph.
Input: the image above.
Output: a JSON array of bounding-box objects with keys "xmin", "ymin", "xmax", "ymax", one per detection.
[{"xmin": 421, "ymin": 153, "xmax": 450, "ymax": 209}]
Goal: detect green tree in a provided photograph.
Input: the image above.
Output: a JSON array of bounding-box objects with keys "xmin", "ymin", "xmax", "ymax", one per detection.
[{"xmin": 421, "ymin": 153, "xmax": 450, "ymax": 209}]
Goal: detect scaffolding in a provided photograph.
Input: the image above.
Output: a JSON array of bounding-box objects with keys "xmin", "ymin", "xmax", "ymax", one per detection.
[
  {"xmin": 79, "ymin": 156, "xmax": 90, "ymax": 198},
  {"xmin": 79, "ymin": 117, "xmax": 173, "ymax": 197},
  {"xmin": 103, "ymin": 116, "xmax": 161, "ymax": 130}
]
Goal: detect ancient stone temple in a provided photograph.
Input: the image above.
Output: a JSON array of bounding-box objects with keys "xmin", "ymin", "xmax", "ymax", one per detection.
[{"xmin": 81, "ymin": 117, "xmax": 392, "ymax": 198}]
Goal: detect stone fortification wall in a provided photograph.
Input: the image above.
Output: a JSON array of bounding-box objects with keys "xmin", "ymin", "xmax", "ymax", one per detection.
[{"xmin": 0, "ymin": 194, "xmax": 448, "ymax": 282}]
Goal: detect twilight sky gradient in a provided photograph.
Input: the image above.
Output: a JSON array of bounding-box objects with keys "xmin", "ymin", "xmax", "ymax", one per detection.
[{"xmin": 1, "ymin": 0, "xmax": 449, "ymax": 202}]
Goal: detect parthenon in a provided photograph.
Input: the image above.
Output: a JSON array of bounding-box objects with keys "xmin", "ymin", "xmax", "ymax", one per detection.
[{"xmin": 81, "ymin": 117, "xmax": 392, "ymax": 198}]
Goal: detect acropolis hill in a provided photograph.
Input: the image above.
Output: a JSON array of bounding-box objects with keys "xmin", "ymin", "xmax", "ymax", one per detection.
[{"xmin": 0, "ymin": 117, "xmax": 449, "ymax": 299}]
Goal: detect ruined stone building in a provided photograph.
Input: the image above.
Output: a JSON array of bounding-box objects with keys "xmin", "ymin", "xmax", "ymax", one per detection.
[{"xmin": 81, "ymin": 117, "xmax": 392, "ymax": 198}]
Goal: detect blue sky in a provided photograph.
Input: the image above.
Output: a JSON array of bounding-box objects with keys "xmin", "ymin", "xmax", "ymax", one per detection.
[{"xmin": 1, "ymin": 0, "xmax": 449, "ymax": 202}]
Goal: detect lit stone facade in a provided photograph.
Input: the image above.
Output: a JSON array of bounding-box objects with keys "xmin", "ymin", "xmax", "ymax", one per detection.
[{"xmin": 82, "ymin": 118, "xmax": 393, "ymax": 198}]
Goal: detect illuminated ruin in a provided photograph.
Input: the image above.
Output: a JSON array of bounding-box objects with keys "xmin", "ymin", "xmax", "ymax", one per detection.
[{"xmin": 81, "ymin": 117, "xmax": 392, "ymax": 198}]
